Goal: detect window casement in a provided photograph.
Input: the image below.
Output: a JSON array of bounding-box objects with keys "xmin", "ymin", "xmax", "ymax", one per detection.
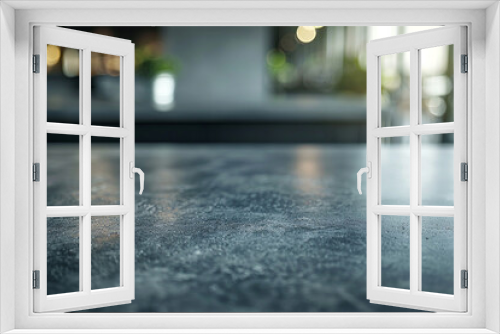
[
  {"xmin": 360, "ymin": 25, "xmax": 468, "ymax": 312},
  {"xmin": 32, "ymin": 26, "xmax": 141, "ymax": 312}
]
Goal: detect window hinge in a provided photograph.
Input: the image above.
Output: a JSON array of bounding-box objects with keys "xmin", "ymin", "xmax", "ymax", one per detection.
[
  {"xmin": 461, "ymin": 270, "xmax": 468, "ymax": 289},
  {"xmin": 33, "ymin": 54, "xmax": 40, "ymax": 73},
  {"xmin": 33, "ymin": 270, "xmax": 40, "ymax": 289},
  {"xmin": 461, "ymin": 162, "xmax": 468, "ymax": 181},
  {"xmin": 33, "ymin": 163, "xmax": 40, "ymax": 182},
  {"xmin": 461, "ymin": 54, "xmax": 468, "ymax": 73}
]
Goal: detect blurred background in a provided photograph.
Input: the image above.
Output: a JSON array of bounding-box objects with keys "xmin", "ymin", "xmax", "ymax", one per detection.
[
  {"xmin": 46, "ymin": 26, "xmax": 456, "ymax": 313},
  {"xmin": 47, "ymin": 26, "xmax": 453, "ymax": 143}
]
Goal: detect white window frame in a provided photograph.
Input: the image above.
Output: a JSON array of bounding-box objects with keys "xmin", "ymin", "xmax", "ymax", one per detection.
[
  {"xmin": 0, "ymin": 1, "xmax": 499, "ymax": 333},
  {"xmin": 365, "ymin": 26, "xmax": 468, "ymax": 312},
  {"xmin": 33, "ymin": 25, "xmax": 136, "ymax": 313}
]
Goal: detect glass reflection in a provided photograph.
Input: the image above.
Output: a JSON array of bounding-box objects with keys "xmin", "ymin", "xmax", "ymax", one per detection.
[
  {"xmin": 421, "ymin": 134, "xmax": 454, "ymax": 206},
  {"xmin": 91, "ymin": 52, "xmax": 121, "ymax": 127},
  {"xmin": 47, "ymin": 217, "xmax": 80, "ymax": 295},
  {"xmin": 47, "ymin": 134, "xmax": 80, "ymax": 206},
  {"xmin": 421, "ymin": 45, "xmax": 454, "ymax": 124},
  {"xmin": 47, "ymin": 45, "xmax": 80, "ymax": 124},
  {"xmin": 381, "ymin": 137, "xmax": 410, "ymax": 205},
  {"xmin": 381, "ymin": 215, "xmax": 410, "ymax": 290},
  {"xmin": 91, "ymin": 138, "xmax": 121, "ymax": 205},
  {"xmin": 380, "ymin": 52, "xmax": 411, "ymax": 127},
  {"xmin": 421, "ymin": 216, "xmax": 454, "ymax": 294},
  {"xmin": 91, "ymin": 216, "xmax": 121, "ymax": 290}
]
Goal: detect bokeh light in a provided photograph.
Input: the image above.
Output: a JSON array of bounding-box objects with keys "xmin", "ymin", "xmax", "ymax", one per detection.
[
  {"xmin": 47, "ymin": 45, "xmax": 61, "ymax": 67},
  {"xmin": 266, "ymin": 49, "xmax": 286, "ymax": 68},
  {"xmin": 153, "ymin": 72, "xmax": 175, "ymax": 112},
  {"xmin": 62, "ymin": 48, "xmax": 79, "ymax": 77},
  {"xmin": 104, "ymin": 55, "xmax": 121, "ymax": 76},
  {"xmin": 296, "ymin": 26, "xmax": 317, "ymax": 44}
]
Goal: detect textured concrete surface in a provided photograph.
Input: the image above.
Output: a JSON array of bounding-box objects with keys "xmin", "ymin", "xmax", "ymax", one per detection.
[{"xmin": 46, "ymin": 144, "xmax": 453, "ymax": 312}]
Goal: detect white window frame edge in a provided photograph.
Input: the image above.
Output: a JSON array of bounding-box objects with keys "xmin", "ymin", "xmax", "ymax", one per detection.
[
  {"xmin": 0, "ymin": 2, "xmax": 497, "ymax": 333},
  {"xmin": 0, "ymin": 2, "xmax": 16, "ymax": 334}
]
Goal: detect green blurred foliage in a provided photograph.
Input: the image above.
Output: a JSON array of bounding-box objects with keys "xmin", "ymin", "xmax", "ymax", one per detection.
[
  {"xmin": 135, "ymin": 46, "xmax": 180, "ymax": 77},
  {"xmin": 334, "ymin": 56, "xmax": 366, "ymax": 95},
  {"xmin": 267, "ymin": 49, "xmax": 287, "ymax": 69}
]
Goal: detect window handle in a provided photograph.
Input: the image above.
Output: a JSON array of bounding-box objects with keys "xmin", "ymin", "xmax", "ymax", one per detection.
[
  {"xmin": 357, "ymin": 162, "xmax": 372, "ymax": 195},
  {"xmin": 129, "ymin": 162, "xmax": 145, "ymax": 195}
]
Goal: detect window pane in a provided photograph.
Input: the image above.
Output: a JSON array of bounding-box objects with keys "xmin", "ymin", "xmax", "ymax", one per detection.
[
  {"xmin": 47, "ymin": 134, "xmax": 80, "ymax": 206},
  {"xmin": 91, "ymin": 216, "xmax": 121, "ymax": 290},
  {"xmin": 380, "ymin": 51, "xmax": 410, "ymax": 127},
  {"xmin": 421, "ymin": 45, "xmax": 454, "ymax": 124},
  {"xmin": 91, "ymin": 52, "xmax": 121, "ymax": 127},
  {"xmin": 91, "ymin": 137, "xmax": 121, "ymax": 205},
  {"xmin": 47, "ymin": 45, "xmax": 80, "ymax": 124},
  {"xmin": 381, "ymin": 137, "xmax": 410, "ymax": 205},
  {"xmin": 421, "ymin": 217, "xmax": 454, "ymax": 294},
  {"xmin": 421, "ymin": 134, "xmax": 454, "ymax": 206},
  {"xmin": 47, "ymin": 217, "xmax": 80, "ymax": 295},
  {"xmin": 381, "ymin": 215, "xmax": 410, "ymax": 290}
]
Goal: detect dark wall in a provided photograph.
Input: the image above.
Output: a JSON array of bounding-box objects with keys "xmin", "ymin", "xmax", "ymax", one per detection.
[{"xmin": 135, "ymin": 121, "xmax": 366, "ymax": 143}]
